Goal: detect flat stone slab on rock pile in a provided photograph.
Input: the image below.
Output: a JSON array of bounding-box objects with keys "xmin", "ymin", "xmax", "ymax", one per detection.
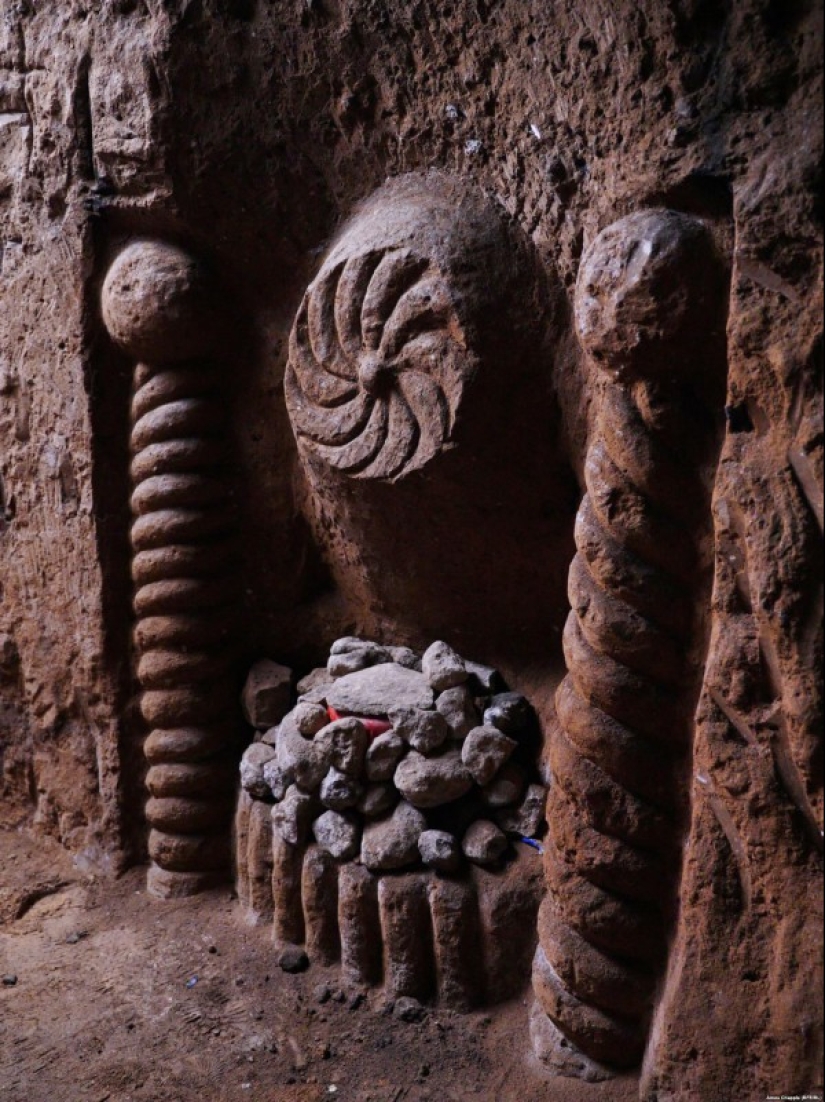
[{"xmin": 326, "ymin": 663, "xmax": 435, "ymax": 715}]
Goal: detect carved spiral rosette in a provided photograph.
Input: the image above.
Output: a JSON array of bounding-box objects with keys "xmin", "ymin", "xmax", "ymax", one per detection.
[
  {"xmin": 284, "ymin": 175, "xmax": 514, "ymax": 485},
  {"xmin": 532, "ymin": 211, "xmax": 725, "ymax": 1075},
  {"xmin": 286, "ymin": 245, "xmax": 470, "ymax": 481},
  {"xmin": 102, "ymin": 241, "xmax": 237, "ymax": 899}
]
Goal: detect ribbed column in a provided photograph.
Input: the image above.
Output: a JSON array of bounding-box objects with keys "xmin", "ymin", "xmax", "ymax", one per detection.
[
  {"xmin": 533, "ymin": 210, "xmax": 727, "ymax": 1074},
  {"xmin": 102, "ymin": 240, "xmax": 238, "ymax": 898}
]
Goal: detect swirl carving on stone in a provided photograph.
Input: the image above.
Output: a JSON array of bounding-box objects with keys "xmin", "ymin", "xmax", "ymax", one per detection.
[{"xmin": 285, "ymin": 245, "xmax": 470, "ymax": 481}]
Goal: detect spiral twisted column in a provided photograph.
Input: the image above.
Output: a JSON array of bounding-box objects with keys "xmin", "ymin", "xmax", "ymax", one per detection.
[
  {"xmin": 532, "ymin": 211, "xmax": 727, "ymax": 1075},
  {"xmin": 102, "ymin": 241, "xmax": 238, "ymax": 898}
]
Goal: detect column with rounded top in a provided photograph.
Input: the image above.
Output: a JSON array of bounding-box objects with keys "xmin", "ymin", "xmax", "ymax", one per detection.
[
  {"xmin": 532, "ymin": 210, "xmax": 728, "ymax": 1077},
  {"xmin": 102, "ymin": 240, "xmax": 239, "ymax": 898}
]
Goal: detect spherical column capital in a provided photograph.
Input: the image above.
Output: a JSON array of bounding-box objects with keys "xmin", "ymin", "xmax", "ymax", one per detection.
[
  {"xmin": 574, "ymin": 209, "xmax": 719, "ymax": 382},
  {"xmin": 102, "ymin": 240, "xmax": 220, "ymax": 363}
]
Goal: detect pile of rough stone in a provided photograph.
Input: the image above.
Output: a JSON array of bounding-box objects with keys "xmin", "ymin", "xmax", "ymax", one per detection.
[{"xmin": 238, "ymin": 638, "xmax": 546, "ymax": 874}]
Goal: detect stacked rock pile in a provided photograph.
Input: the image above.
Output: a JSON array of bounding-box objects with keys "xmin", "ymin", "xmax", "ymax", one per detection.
[{"xmin": 239, "ymin": 638, "xmax": 546, "ymax": 875}]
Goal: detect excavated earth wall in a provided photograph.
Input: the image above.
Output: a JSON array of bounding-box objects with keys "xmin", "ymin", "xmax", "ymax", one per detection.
[{"xmin": 0, "ymin": 1, "xmax": 822, "ymax": 1098}]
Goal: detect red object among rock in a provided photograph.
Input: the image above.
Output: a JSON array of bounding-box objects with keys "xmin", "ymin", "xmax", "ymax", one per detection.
[{"xmin": 327, "ymin": 707, "xmax": 392, "ymax": 740}]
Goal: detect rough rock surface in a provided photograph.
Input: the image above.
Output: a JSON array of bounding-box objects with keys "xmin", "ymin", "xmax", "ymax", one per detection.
[
  {"xmin": 360, "ymin": 801, "xmax": 427, "ymax": 871},
  {"xmin": 483, "ymin": 693, "xmax": 532, "ymax": 737},
  {"xmin": 312, "ymin": 810, "xmax": 360, "ymax": 861},
  {"xmin": 319, "ymin": 767, "xmax": 361, "ymax": 812},
  {"xmin": 436, "ymin": 686, "xmax": 480, "ymax": 740},
  {"xmin": 239, "ymin": 744, "xmax": 277, "ymax": 800},
  {"xmin": 292, "ymin": 700, "xmax": 329, "ymax": 737},
  {"xmin": 357, "ymin": 782, "xmax": 398, "ymax": 819},
  {"xmin": 365, "ymin": 731, "xmax": 406, "ymax": 783},
  {"xmin": 315, "ymin": 717, "xmax": 369, "ymax": 777},
  {"xmin": 271, "ymin": 786, "xmax": 316, "ymax": 847},
  {"xmin": 389, "ymin": 705, "xmax": 451, "ymax": 755},
  {"xmin": 419, "ymin": 829, "xmax": 462, "ymax": 873},
  {"xmin": 260, "ymin": 758, "xmax": 289, "ymax": 803},
  {"xmin": 461, "ymin": 727, "xmax": 518, "ymax": 787},
  {"xmin": 421, "ymin": 641, "xmax": 468, "ymax": 692},
  {"xmin": 462, "ymin": 821, "xmax": 509, "ymax": 867},
  {"xmin": 326, "ymin": 664, "xmax": 435, "ymax": 716},
  {"xmin": 0, "ymin": 1, "xmax": 821, "ymax": 1095},
  {"xmin": 394, "ymin": 749, "xmax": 474, "ymax": 809},
  {"xmin": 277, "ymin": 717, "xmax": 330, "ymax": 792}
]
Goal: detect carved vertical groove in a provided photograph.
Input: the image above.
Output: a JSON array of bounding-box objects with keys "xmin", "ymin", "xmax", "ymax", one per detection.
[
  {"xmin": 102, "ymin": 240, "xmax": 238, "ymax": 898},
  {"xmin": 534, "ymin": 210, "xmax": 727, "ymax": 1072}
]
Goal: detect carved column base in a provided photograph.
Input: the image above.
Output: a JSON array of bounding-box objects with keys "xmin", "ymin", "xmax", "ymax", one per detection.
[
  {"xmin": 147, "ymin": 864, "xmax": 226, "ymax": 900},
  {"xmin": 235, "ymin": 815, "xmax": 543, "ymax": 1010},
  {"xmin": 529, "ymin": 1000, "xmax": 616, "ymax": 1084}
]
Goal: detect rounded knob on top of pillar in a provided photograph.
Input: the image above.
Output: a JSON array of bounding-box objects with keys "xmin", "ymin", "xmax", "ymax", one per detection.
[
  {"xmin": 102, "ymin": 240, "xmax": 222, "ymax": 363},
  {"xmin": 574, "ymin": 209, "xmax": 718, "ymax": 382}
]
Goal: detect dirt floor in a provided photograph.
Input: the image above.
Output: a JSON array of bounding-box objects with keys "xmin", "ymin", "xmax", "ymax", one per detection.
[{"xmin": 0, "ymin": 828, "xmax": 639, "ymax": 1102}]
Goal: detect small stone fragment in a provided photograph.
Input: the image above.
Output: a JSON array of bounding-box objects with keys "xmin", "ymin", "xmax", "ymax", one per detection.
[
  {"xmin": 314, "ymin": 982, "xmax": 332, "ymax": 1004},
  {"xmin": 316, "ymin": 717, "xmax": 369, "ymax": 777},
  {"xmin": 357, "ymin": 782, "xmax": 399, "ymax": 819},
  {"xmin": 313, "ymin": 810, "xmax": 361, "ymax": 861},
  {"xmin": 240, "ymin": 743, "xmax": 278, "ymax": 799},
  {"xmin": 483, "ymin": 692, "xmax": 532, "ymax": 735},
  {"xmin": 328, "ymin": 637, "xmax": 393, "ymax": 677},
  {"xmin": 418, "ymin": 829, "xmax": 461, "ymax": 873},
  {"xmin": 464, "ymin": 660, "xmax": 502, "ymax": 693},
  {"xmin": 481, "ymin": 761, "xmax": 527, "ymax": 808},
  {"xmin": 461, "ymin": 726, "xmax": 518, "ymax": 786},
  {"xmin": 462, "ymin": 820, "xmax": 509, "ymax": 867},
  {"xmin": 278, "ymin": 716, "xmax": 331, "ymax": 791},
  {"xmin": 327, "ymin": 651, "xmax": 362, "ymax": 677},
  {"xmin": 330, "ymin": 636, "xmax": 367, "ymax": 655},
  {"xmin": 436, "ymin": 685, "xmax": 479, "ymax": 740},
  {"xmin": 327, "ymin": 663, "xmax": 435, "ymax": 716},
  {"xmin": 421, "ymin": 640, "xmax": 467, "ymax": 691},
  {"xmin": 365, "ymin": 731, "xmax": 406, "ymax": 782},
  {"xmin": 390, "ymin": 646, "xmax": 422, "ymax": 670},
  {"xmin": 279, "ymin": 946, "xmax": 310, "ymax": 974},
  {"xmin": 394, "ymin": 748, "xmax": 473, "ymax": 809},
  {"xmin": 297, "ymin": 667, "xmax": 334, "ymax": 699},
  {"xmin": 361, "ymin": 801, "xmax": 427, "ymax": 871},
  {"xmin": 389, "ymin": 706, "xmax": 450, "ymax": 755},
  {"xmin": 495, "ymin": 783, "xmax": 547, "ymax": 837},
  {"xmin": 394, "ymin": 996, "xmax": 427, "ymax": 1023},
  {"xmin": 328, "ymin": 636, "xmax": 379, "ymax": 656},
  {"xmin": 262, "ymin": 757, "xmax": 290, "ymax": 801},
  {"xmin": 2, "ymin": 974, "xmax": 18, "ymax": 987},
  {"xmin": 272, "ymin": 786, "xmax": 317, "ymax": 846},
  {"xmin": 320, "ymin": 767, "xmax": 362, "ymax": 811},
  {"xmin": 293, "ymin": 700, "xmax": 329, "ymax": 736},
  {"xmin": 241, "ymin": 659, "xmax": 293, "ymax": 729}
]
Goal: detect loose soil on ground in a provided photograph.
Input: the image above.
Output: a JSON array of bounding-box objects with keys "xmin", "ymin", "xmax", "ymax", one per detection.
[{"xmin": 0, "ymin": 829, "xmax": 637, "ymax": 1102}]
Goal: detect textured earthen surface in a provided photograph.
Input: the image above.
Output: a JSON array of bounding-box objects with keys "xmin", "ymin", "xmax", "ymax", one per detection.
[{"xmin": 1, "ymin": 1, "xmax": 822, "ymax": 1098}]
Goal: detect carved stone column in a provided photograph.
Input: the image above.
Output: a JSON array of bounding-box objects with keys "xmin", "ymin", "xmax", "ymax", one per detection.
[
  {"xmin": 102, "ymin": 241, "xmax": 239, "ymax": 898},
  {"xmin": 532, "ymin": 210, "xmax": 729, "ymax": 1078}
]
